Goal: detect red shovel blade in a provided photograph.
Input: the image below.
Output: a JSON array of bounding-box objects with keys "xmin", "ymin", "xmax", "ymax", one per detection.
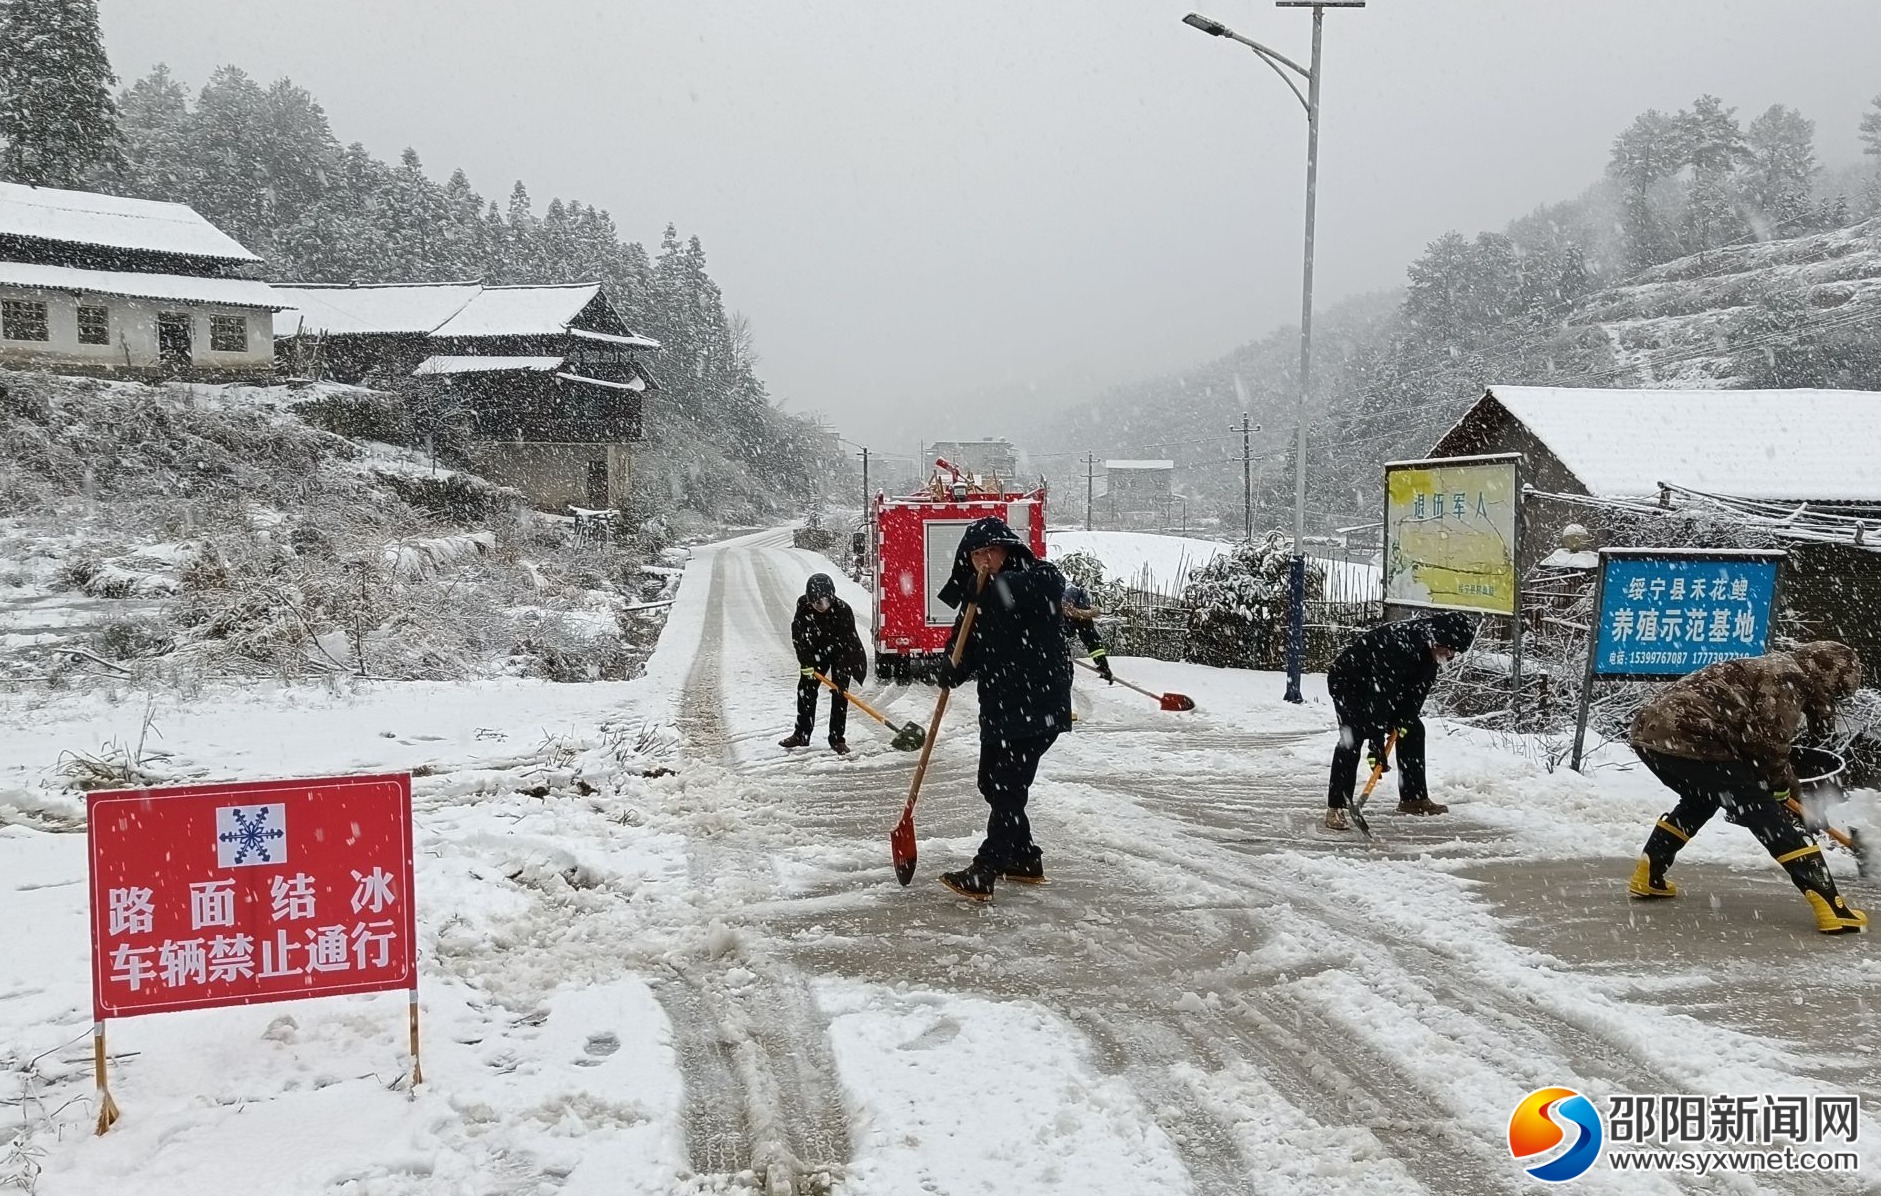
[
  {"xmin": 1159, "ymin": 693, "xmax": 1196, "ymax": 712},
  {"xmin": 891, "ymin": 806, "xmax": 917, "ymax": 886}
]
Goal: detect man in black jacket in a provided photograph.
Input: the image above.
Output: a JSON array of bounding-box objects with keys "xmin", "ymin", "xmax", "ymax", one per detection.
[
  {"xmin": 1323, "ymin": 611, "xmax": 1475, "ymax": 830},
  {"xmin": 934, "ymin": 517, "xmax": 1073, "ymax": 900},
  {"xmin": 781, "ymin": 572, "xmax": 868, "ymax": 755}
]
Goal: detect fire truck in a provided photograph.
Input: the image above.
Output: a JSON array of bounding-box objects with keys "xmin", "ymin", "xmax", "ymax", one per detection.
[{"xmin": 870, "ymin": 459, "xmax": 1048, "ymax": 681}]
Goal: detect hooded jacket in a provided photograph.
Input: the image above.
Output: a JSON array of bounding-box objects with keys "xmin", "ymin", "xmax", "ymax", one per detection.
[
  {"xmin": 936, "ymin": 517, "xmax": 1073, "ymax": 740},
  {"xmin": 1630, "ymin": 641, "xmax": 1862, "ymax": 792},
  {"xmin": 1325, "ymin": 612, "xmax": 1474, "ymax": 730},
  {"xmin": 791, "ymin": 593, "xmax": 868, "ymax": 681}
]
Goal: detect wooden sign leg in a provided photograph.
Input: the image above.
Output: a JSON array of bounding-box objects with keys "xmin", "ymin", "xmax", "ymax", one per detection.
[
  {"xmin": 93, "ymin": 1021, "xmax": 121, "ymax": 1135},
  {"xmin": 407, "ymin": 989, "xmax": 424, "ymax": 1089}
]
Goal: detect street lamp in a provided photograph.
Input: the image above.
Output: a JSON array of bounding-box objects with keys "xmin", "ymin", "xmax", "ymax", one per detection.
[{"xmin": 1183, "ymin": 1, "xmax": 1363, "ymax": 704}]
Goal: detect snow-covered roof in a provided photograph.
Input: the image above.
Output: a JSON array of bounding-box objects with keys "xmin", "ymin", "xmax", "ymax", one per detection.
[
  {"xmin": 413, "ymin": 355, "xmax": 564, "ymax": 375},
  {"xmin": 569, "ymin": 326, "xmax": 661, "ymax": 350},
  {"xmin": 431, "ymin": 283, "xmax": 601, "ymax": 339},
  {"xmin": 1105, "ymin": 460, "xmax": 1175, "ymax": 471},
  {"xmin": 1477, "ymin": 385, "xmax": 1881, "ymax": 502},
  {"xmin": 556, "ymin": 371, "xmax": 646, "ymax": 392},
  {"xmin": 0, "ymin": 182, "xmax": 260, "ymax": 262},
  {"xmin": 271, "ymin": 282, "xmax": 482, "ymax": 337},
  {"xmin": 0, "ymin": 260, "xmax": 281, "ymax": 309}
]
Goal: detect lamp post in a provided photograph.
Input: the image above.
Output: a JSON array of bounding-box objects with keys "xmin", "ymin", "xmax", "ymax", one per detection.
[{"xmin": 1184, "ymin": 1, "xmax": 1363, "ymax": 704}]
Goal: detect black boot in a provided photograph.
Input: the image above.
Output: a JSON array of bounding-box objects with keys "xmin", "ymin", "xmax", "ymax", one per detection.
[
  {"xmin": 940, "ymin": 863, "xmax": 997, "ymax": 902},
  {"xmin": 1780, "ymin": 845, "xmax": 1868, "ymax": 934},
  {"xmin": 1000, "ymin": 846, "xmax": 1046, "ymax": 884},
  {"xmin": 1630, "ymin": 818, "xmax": 1689, "ymax": 898}
]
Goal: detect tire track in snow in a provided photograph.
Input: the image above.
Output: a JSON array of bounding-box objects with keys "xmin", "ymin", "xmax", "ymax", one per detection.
[{"xmin": 655, "ymin": 544, "xmax": 852, "ymax": 1195}]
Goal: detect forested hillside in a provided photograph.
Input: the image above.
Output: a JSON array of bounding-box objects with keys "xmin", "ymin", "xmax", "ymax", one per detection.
[
  {"xmin": 0, "ymin": 0, "xmax": 837, "ymax": 527},
  {"xmin": 1037, "ymin": 92, "xmax": 1881, "ymax": 535}
]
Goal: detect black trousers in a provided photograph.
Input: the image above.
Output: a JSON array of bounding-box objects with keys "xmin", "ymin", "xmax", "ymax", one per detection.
[
  {"xmin": 972, "ymin": 731, "xmax": 1059, "ymax": 870},
  {"xmin": 1328, "ymin": 701, "xmax": 1426, "ymax": 807},
  {"xmin": 794, "ymin": 668, "xmax": 850, "ymax": 741},
  {"xmin": 1635, "ymin": 747, "xmax": 1827, "ymax": 893}
]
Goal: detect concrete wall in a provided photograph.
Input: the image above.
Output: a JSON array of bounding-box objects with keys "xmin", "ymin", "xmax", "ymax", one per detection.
[
  {"xmin": 467, "ymin": 440, "xmax": 632, "ymax": 512},
  {"xmin": 0, "ymin": 285, "xmax": 274, "ymax": 377}
]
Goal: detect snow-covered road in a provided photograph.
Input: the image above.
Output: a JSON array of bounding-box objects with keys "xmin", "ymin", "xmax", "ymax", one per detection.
[{"xmin": 2, "ymin": 528, "xmax": 1875, "ymax": 1194}]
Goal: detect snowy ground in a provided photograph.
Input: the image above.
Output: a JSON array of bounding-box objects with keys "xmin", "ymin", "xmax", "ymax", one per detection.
[{"xmin": 2, "ymin": 527, "xmax": 1876, "ymax": 1194}]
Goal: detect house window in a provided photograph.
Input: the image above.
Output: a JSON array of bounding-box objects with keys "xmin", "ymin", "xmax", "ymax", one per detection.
[
  {"xmin": 209, "ymin": 313, "xmax": 247, "ymax": 353},
  {"xmin": 2, "ymin": 299, "xmax": 49, "ymax": 342},
  {"xmin": 77, "ymin": 304, "xmax": 110, "ymax": 345}
]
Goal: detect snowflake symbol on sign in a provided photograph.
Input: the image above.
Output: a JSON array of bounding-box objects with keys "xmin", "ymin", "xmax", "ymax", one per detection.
[{"xmin": 218, "ymin": 806, "xmax": 286, "ymax": 865}]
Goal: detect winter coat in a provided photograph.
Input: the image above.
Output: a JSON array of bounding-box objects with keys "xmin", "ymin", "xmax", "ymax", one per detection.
[
  {"xmin": 935, "ymin": 518, "xmax": 1073, "ymax": 740},
  {"xmin": 1630, "ymin": 641, "xmax": 1862, "ymax": 792},
  {"xmin": 791, "ymin": 595, "xmax": 868, "ymax": 681},
  {"xmin": 1326, "ymin": 616, "xmax": 1453, "ymax": 732},
  {"xmin": 1061, "ymin": 584, "xmax": 1105, "ymax": 654}
]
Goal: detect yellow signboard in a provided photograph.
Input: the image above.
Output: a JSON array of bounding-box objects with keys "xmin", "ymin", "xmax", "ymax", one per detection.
[{"xmin": 1383, "ymin": 455, "xmax": 1520, "ymax": 616}]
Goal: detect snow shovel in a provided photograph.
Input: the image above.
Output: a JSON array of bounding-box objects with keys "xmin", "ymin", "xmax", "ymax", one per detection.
[
  {"xmin": 1783, "ymin": 797, "xmax": 1871, "ymax": 878},
  {"xmin": 1072, "ymin": 659, "xmax": 1196, "ymax": 711},
  {"xmin": 811, "ymin": 671, "xmax": 925, "ymax": 751},
  {"xmin": 1348, "ymin": 730, "xmax": 1398, "ymax": 842},
  {"xmin": 892, "ymin": 575, "xmax": 985, "ymax": 886}
]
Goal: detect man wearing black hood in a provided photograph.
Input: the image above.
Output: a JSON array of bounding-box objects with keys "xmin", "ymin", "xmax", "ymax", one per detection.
[
  {"xmin": 933, "ymin": 516, "xmax": 1073, "ymax": 900},
  {"xmin": 781, "ymin": 572, "xmax": 867, "ymax": 755},
  {"xmin": 1323, "ymin": 611, "xmax": 1476, "ymax": 830}
]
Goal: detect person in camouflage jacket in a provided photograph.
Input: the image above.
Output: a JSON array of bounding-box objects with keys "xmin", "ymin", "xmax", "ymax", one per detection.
[{"xmin": 1628, "ymin": 641, "xmax": 1866, "ymax": 934}]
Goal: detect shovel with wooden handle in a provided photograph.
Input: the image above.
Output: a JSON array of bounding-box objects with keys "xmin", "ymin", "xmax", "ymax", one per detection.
[
  {"xmin": 1071, "ymin": 659, "xmax": 1195, "ymax": 711},
  {"xmin": 811, "ymin": 671, "xmax": 925, "ymax": 750},
  {"xmin": 1785, "ymin": 796, "xmax": 1871, "ymax": 878},
  {"xmin": 1348, "ymin": 729, "xmax": 1398, "ymax": 841},
  {"xmin": 891, "ymin": 574, "xmax": 984, "ymax": 885}
]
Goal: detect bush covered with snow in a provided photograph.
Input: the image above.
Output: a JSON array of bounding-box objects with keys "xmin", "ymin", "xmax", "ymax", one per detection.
[
  {"xmin": 0, "ymin": 369, "xmax": 672, "ymax": 687},
  {"xmin": 1179, "ymin": 532, "xmax": 1325, "ymax": 669}
]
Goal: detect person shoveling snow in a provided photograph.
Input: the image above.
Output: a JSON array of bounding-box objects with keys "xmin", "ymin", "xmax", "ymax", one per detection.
[
  {"xmin": 780, "ymin": 573, "xmax": 868, "ymax": 755},
  {"xmin": 1628, "ymin": 640, "xmax": 1868, "ymax": 935}
]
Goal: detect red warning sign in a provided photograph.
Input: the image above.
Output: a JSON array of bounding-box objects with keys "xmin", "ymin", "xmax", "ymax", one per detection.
[{"xmin": 87, "ymin": 773, "xmax": 415, "ymax": 1021}]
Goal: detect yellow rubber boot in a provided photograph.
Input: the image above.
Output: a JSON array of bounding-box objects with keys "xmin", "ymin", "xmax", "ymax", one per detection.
[
  {"xmin": 1805, "ymin": 891, "xmax": 1868, "ymax": 935},
  {"xmin": 1627, "ymin": 856, "xmax": 1677, "ymax": 899}
]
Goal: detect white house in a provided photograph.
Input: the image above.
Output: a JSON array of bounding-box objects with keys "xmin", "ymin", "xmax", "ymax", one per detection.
[{"xmin": 0, "ymin": 182, "xmax": 279, "ymax": 379}]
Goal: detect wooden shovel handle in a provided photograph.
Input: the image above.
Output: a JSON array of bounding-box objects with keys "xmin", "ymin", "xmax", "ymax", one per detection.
[
  {"xmin": 1357, "ymin": 730, "xmax": 1399, "ymax": 802},
  {"xmin": 902, "ymin": 574, "xmax": 985, "ymax": 813}
]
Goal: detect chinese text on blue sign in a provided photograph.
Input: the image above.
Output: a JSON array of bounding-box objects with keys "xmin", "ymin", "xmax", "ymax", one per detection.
[{"xmin": 1593, "ymin": 555, "xmax": 1779, "ymax": 677}]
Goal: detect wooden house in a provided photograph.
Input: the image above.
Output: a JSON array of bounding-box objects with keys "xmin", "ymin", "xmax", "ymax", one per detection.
[
  {"xmin": 0, "ymin": 182, "xmax": 278, "ymax": 379},
  {"xmin": 272, "ymin": 281, "xmax": 660, "ymax": 510},
  {"xmin": 1430, "ymin": 384, "xmax": 1881, "ymax": 663}
]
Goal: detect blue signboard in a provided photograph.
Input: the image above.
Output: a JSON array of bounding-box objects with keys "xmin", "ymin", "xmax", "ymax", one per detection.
[{"xmin": 1592, "ymin": 552, "xmax": 1781, "ymax": 677}]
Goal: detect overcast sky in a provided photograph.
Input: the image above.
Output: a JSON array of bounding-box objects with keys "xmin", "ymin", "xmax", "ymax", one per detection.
[{"xmin": 99, "ymin": 1, "xmax": 1881, "ymax": 453}]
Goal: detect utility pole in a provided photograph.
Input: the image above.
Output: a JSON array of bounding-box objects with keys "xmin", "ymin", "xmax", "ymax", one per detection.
[
  {"xmin": 1228, "ymin": 413, "xmax": 1258, "ymax": 541},
  {"xmin": 859, "ymin": 445, "xmax": 870, "ymax": 575},
  {"xmin": 1084, "ymin": 454, "xmax": 1096, "ymax": 531},
  {"xmin": 1240, "ymin": 412, "xmax": 1254, "ymax": 542}
]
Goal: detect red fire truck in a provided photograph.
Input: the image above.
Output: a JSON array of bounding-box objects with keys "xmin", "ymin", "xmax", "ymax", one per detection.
[{"xmin": 871, "ymin": 460, "xmax": 1048, "ymax": 680}]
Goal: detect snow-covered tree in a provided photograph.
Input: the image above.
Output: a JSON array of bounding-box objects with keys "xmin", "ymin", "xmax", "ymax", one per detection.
[
  {"xmin": 1680, "ymin": 95, "xmax": 1749, "ymax": 255},
  {"xmin": 181, "ymin": 67, "xmax": 275, "ymax": 253},
  {"xmin": 1743, "ymin": 104, "xmax": 1816, "ymax": 235},
  {"xmin": 0, "ymin": 0, "xmax": 121, "ymax": 187},
  {"xmin": 109, "ymin": 64, "xmax": 190, "ymax": 198},
  {"xmin": 1607, "ymin": 108, "xmax": 1687, "ymax": 268}
]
